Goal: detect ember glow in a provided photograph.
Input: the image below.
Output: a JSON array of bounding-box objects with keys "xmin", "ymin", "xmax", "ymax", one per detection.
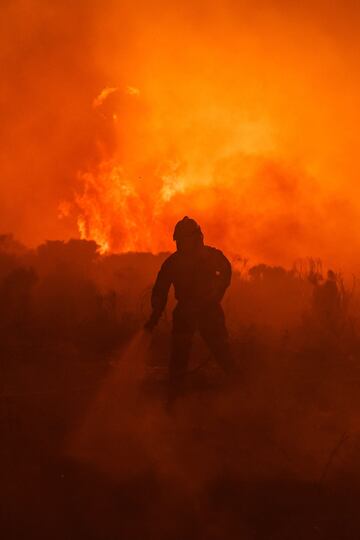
[
  {"xmin": 4, "ymin": 4, "xmax": 360, "ymax": 536},
  {"xmin": 3, "ymin": 1, "xmax": 360, "ymax": 268}
]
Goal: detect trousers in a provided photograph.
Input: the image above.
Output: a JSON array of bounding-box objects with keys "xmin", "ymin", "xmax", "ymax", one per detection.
[{"xmin": 168, "ymin": 302, "xmax": 233, "ymax": 401}]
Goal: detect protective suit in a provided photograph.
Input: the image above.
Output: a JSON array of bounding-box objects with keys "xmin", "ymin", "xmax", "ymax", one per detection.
[{"xmin": 145, "ymin": 217, "xmax": 232, "ymax": 403}]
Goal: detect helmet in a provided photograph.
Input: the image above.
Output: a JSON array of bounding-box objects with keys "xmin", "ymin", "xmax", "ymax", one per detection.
[{"xmin": 173, "ymin": 216, "xmax": 203, "ymax": 241}]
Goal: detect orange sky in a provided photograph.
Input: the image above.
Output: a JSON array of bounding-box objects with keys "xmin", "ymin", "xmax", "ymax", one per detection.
[{"xmin": 2, "ymin": 0, "xmax": 360, "ymax": 269}]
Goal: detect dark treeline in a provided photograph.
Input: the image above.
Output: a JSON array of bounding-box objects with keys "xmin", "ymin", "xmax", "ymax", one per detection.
[
  {"xmin": 1, "ymin": 234, "xmax": 358, "ymax": 369},
  {"xmin": 2, "ymin": 235, "xmax": 360, "ymax": 539}
]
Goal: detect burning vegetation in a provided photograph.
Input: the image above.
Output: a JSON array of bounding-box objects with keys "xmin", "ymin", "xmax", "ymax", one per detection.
[
  {"xmin": 3, "ymin": 0, "xmax": 360, "ymax": 538},
  {"xmin": 3, "ymin": 1, "xmax": 360, "ymax": 269}
]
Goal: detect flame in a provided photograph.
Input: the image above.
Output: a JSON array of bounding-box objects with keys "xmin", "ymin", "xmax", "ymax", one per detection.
[
  {"xmin": 73, "ymin": 84, "xmax": 326, "ymax": 263},
  {"xmin": 74, "ymin": 83, "xmax": 287, "ymax": 258},
  {"xmin": 93, "ymin": 87, "xmax": 119, "ymax": 109},
  {"xmin": 5, "ymin": 2, "xmax": 360, "ymax": 269},
  {"xmin": 75, "ymin": 155, "xmax": 189, "ymax": 254},
  {"xmin": 76, "ymin": 161, "xmax": 150, "ymax": 253}
]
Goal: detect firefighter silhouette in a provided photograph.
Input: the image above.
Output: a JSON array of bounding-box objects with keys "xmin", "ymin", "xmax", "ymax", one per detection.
[{"xmin": 145, "ymin": 217, "xmax": 233, "ymax": 404}]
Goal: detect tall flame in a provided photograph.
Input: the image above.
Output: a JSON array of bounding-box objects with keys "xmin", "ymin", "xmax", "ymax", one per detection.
[
  {"xmin": 73, "ymin": 84, "xmax": 338, "ymax": 266},
  {"xmin": 4, "ymin": 1, "xmax": 360, "ymax": 270}
]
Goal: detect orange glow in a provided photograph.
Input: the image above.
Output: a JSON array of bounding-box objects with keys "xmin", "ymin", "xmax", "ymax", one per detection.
[{"xmin": 3, "ymin": 2, "xmax": 360, "ymax": 269}]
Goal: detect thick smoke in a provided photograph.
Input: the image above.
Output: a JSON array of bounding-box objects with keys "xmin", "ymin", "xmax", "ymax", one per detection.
[
  {"xmin": 2, "ymin": 1, "xmax": 360, "ymax": 270},
  {"xmin": 3, "ymin": 3, "xmax": 360, "ymax": 537},
  {"xmin": 2, "ymin": 237, "xmax": 360, "ymax": 537}
]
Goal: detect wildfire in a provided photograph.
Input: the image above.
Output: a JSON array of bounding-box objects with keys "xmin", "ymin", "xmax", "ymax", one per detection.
[
  {"xmin": 76, "ymin": 159, "xmax": 154, "ymax": 253},
  {"xmin": 72, "ymin": 81, "xmax": 279, "ymax": 257},
  {"xmin": 72, "ymin": 84, "xmax": 323, "ymax": 264},
  {"xmin": 93, "ymin": 87, "xmax": 119, "ymax": 109},
  {"xmin": 3, "ymin": 1, "xmax": 360, "ymax": 271},
  {"xmin": 75, "ymin": 154, "xmax": 191, "ymax": 254}
]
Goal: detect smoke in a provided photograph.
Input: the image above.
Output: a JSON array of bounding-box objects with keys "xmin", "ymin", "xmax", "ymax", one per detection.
[
  {"xmin": 3, "ymin": 238, "xmax": 360, "ymax": 537},
  {"xmin": 70, "ymin": 331, "xmax": 163, "ymax": 477},
  {"xmin": 2, "ymin": 1, "xmax": 360, "ymax": 268}
]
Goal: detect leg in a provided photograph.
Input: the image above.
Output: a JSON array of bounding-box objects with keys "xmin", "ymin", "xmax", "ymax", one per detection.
[
  {"xmin": 168, "ymin": 331, "xmax": 193, "ymax": 403},
  {"xmin": 199, "ymin": 304, "xmax": 234, "ymax": 374},
  {"xmin": 168, "ymin": 306, "xmax": 195, "ymax": 407}
]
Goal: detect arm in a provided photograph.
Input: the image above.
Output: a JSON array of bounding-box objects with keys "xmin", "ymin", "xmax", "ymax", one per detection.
[
  {"xmin": 214, "ymin": 250, "xmax": 232, "ymax": 302},
  {"xmin": 145, "ymin": 258, "xmax": 173, "ymax": 330}
]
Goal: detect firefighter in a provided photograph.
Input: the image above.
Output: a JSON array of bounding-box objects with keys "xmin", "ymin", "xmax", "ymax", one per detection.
[{"xmin": 145, "ymin": 216, "xmax": 233, "ymax": 405}]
